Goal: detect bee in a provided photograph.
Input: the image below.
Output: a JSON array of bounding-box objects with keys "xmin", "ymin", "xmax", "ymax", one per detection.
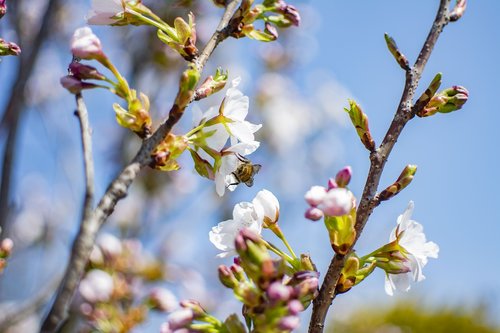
[{"xmin": 228, "ymin": 154, "xmax": 261, "ymax": 187}]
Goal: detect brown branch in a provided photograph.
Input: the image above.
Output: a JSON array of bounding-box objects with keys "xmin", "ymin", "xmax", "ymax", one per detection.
[
  {"xmin": 0, "ymin": 0, "xmax": 62, "ymax": 230},
  {"xmin": 308, "ymin": 1, "xmax": 452, "ymax": 332},
  {"xmin": 40, "ymin": 2, "xmax": 241, "ymax": 332}
]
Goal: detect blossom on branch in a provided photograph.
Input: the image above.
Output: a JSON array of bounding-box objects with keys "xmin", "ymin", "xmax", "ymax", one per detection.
[
  {"xmin": 209, "ymin": 189, "xmax": 280, "ymax": 258},
  {"xmin": 86, "ymin": 0, "xmax": 133, "ymax": 25},
  {"xmin": 382, "ymin": 201, "xmax": 439, "ymax": 296}
]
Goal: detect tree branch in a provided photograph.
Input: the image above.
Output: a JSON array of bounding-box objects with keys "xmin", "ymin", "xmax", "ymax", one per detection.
[
  {"xmin": 40, "ymin": 2, "xmax": 241, "ymax": 332},
  {"xmin": 309, "ymin": 1, "xmax": 452, "ymax": 332}
]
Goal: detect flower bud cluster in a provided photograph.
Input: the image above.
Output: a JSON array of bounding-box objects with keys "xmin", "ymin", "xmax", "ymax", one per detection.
[
  {"xmin": 78, "ymin": 233, "xmax": 171, "ymax": 332},
  {"xmin": 61, "ymin": 27, "xmax": 152, "ymax": 137},
  {"xmin": 215, "ymin": 229, "xmax": 317, "ymax": 332},
  {"xmin": 305, "ymin": 167, "xmax": 357, "ymax": 255},
  {"xmin": 228, "ymin": 0, "xmax": 300, "ymax": 42},
  {"xmin": 304, "ymin": 166, "xmax": 354, "ymax": 221}
]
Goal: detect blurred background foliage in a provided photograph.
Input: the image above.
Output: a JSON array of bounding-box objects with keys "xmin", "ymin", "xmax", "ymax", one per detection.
[{"xmin": 330, "ymin": 302, "xmax": 500, "ymax": 333}]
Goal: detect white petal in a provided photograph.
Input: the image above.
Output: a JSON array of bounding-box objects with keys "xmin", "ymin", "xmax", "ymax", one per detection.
[{"xmin": 225, "ymin": 141, "xmax": 260, "ymax": 156}]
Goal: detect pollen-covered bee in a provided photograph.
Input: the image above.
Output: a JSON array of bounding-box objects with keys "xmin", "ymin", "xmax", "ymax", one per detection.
[{"xmin": 228, "ymin": 154, "xmax": 261, "ymax": 187}]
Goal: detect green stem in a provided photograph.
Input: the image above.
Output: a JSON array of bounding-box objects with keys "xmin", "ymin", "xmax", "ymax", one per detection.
[
  {"xmin": 262, "ymin": 240, "xmax": 294, "ymax": 263},
  {"xmin": 128, "ymin": 8, "xmax": 174, "ymax": 36}
]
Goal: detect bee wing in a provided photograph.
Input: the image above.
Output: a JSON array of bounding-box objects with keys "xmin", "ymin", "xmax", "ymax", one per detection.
[{"xmin": 252, "ymin": 164, "xmax": 262, "ymax": 174}]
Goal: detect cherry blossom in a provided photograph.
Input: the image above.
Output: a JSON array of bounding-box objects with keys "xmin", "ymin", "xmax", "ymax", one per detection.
[
  {"xmin": 384, "ymin": 201, "xmax": 439, "ymax": 296},
  {"xmin": 86, "ymin": 0, "xmax": 131, "ymax": 25}
]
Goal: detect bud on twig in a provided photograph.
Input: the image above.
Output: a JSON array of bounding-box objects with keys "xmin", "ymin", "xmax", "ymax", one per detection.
[
  {"xmin": 384, "ymin": 33, "xmax": 410, "ymax": 71},
  {"xmin": 449, "ymin": 0, "xmax": 467, "ymax": 22},
  {"xmin": 69, "ymin": 62, "xmax": 106, "ymax": 81},
  {"xmin": 60, "ymin": 76, "xmax": 99, "ymax": 94},
  {"xmin": 414, "ymin": 72, "xmax": 442, "ymax": 113},
  {"xmin": 417, "ymin": 85, "xmax": 469, "ymax": 117},
  {"xmin": 379, "ymin": 165, "xmax": 417, "ymax": 201},
  {"xmin": 0, "ymin": 38, "xmax": 20, "ymax": 56},
  {"xmin": 335, "ymin": 166, "xmax": 352, "ymax": 188},
  {"xmin": 345, "ymin": 99, "xmax": 376, "ymax": 152},
  {"xmin": 194, "ymin": 68, "xmax": 228, "ymax": 101},
  {"xmin": 175, "ymin": 67, "xmax": 200, "ymax": 109}
]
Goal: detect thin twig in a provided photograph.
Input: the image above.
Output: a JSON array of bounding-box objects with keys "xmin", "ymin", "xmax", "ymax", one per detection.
[
  {"xmin": 0, "ymin": 0, "xmax": 62, "ymax": 230},
  {"xmin": 40, "ymin": 2, "xmax": 241, "ymax": 332},
  {"xmin": 75, "ymin": 93, "xmax": 95, "ymax": 220},
  {"xmin": 309, "ymin": 1, "xmax": 452, "ymax": 332}
]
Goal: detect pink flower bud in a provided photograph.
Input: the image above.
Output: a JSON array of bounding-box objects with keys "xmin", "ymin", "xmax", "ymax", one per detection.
[
  {"xmin": 327, "ymin": 178, "xmax": 338, "ymax": 190},
  {"xmin": 60, "ymin": 75, "xmax": 98, "ymax": 94},
  {"xmin": 304, "ymin": 207, "xmax": 323, "ymax": 221},
  {"xmin": 69, "ymin": 62, "xmax": 106, "ymax": 80},
  {"xmin": 319, "ymin": 188, "xmax": 354, "ymax": 216},
  {"xmin": 304, "ymin": 186, "xmax": 327, "ymax": 206},
  {"xmin": 335, "ymin": 166, "xmax": 352, "ymax": 188},
  {"xmin": 70, "ymin": 27, "xmax": 104, "ymax": 60},
  {"xmin": 167, "ymin": 308, "xmax": 194, "ymax": 330},
  {"xmin": 267, "ymin": 282, "xmax": 292, "ymax": 302},
  {"xmin": 288, "ymin": 299, "xmax": 304, "ymax": 315},
  {"xmin": 0, "ymin": 0, "xmax": 6, "ymax": 19},
  {"xmin": 278, "ymin": 315, "xmax": 300, "ymax": 331}
]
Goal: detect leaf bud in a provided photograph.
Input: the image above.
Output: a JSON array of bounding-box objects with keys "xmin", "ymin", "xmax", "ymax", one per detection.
[
  {"xmin": 384, "ymin": 33, "xmax": 410, "ymax": 70},
  {"xmin": 418, "ymin": 85, "xmax": 469, "ymax": 117},
  {"xmin": 414, "ymin": 73, "xmax": 442, "ymax": 113},
  {"xmin": 194, "ymin": 68, "xmax": 228, "ymax": 101},
  {"xmin": 379, "ymin": 165, "xmax": 417, "ymax": 201},
  {"xmin": 345, "ymin": 99, "xmax": 376, "ymax": 152}
]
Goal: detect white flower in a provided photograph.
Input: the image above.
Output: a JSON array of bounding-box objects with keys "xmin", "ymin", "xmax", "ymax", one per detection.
[
  {"xmin": 253, "ymin": 189, "xmax": 280, "ymax": 226},
  {"xmin": 384, "ymin": 201, "xmax": 439, "ymax": 296},
  {"xmin": 209, "ymin": 200, "xmax": 264, "ymax": 258},
  {"xmin": 149, "ymin": 287, "xmax": 178, "ymax": 312},
  {"xmin": 214, "ymin": 141, "xmax": 259, "ymax": 197},
  {"xmin": 79, "ymin": 269, "xmax": 114, "ymax": 303},
  {"xmin": 70, "ymin": 27, "xmax": 103, "ymax": 60},
  {"xmin": 86, "ymin": 0, "xmax": 130, "ymax": 25},
  {"xmin": 197, "ymin": 78, "xmax": 261, "ymax": 151}
]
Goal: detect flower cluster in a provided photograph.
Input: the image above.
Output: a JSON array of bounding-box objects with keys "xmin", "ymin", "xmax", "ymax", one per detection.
[
  {"xmin": 188, "ymin": 78, "xmax": 262, "ymax": 196},
  {"xmin": 62, "ymin": 27, "xmax": 152, "ymax": 137},
  {"xmin": 209, "ymin": 189, "xmax": 278, "ymax": 257},
  {"xmin": 78, "ymin": 233, "xmax": 174, "ymax": 331}
]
